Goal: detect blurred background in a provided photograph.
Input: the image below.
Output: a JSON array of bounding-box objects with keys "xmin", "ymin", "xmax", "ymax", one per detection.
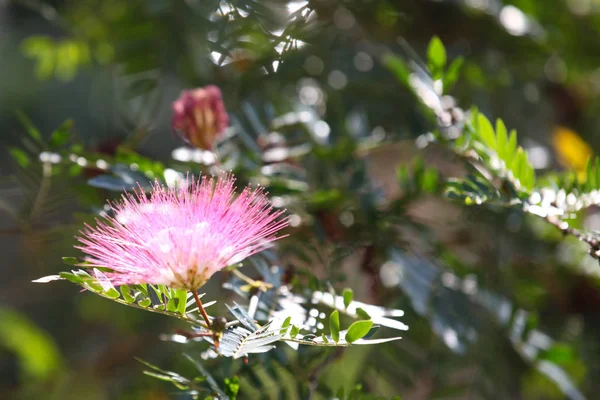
[{"xmin": 2, "ymin": 0, "xmax": 600, "ymax": 399}]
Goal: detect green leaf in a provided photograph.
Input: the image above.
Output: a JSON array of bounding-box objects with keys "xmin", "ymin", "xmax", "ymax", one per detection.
[
  {"xmin": 138, "ymin": 298, "xmax": 152, "ymax": 307},
  {"xmin": 176, "ymin": 289, "xmax": 188, "ymax": 315},
  {"xmin": 595, "ymin": 158, "xmax": 600, "ymax": 190},
  {"xmin": 48, "ymin": 119, "xmax": 74, "ymax": 149},
  {"xmin": 345, "ymin": 320, "xmax": 374, "ymax": 343},
  {"xmin": 444, "ymin": 56, "xmax": 464, "ymax": 91},
  {"xmin": 0, "ymin": 308, "xmax": 63, "ymax": 380},
  {"xmin": 383, "ymin": 54, "xmax": 410, "ymax": 84},
  {"xmin": 120, "ymin": 285, "xmax": 135, "ymax": 303},
  {"xmin": 477, "ymin": 114, "xmax": 496, "ymax": 150},
  {"xmin": 511, "ymin": 148, "xmax": 525, "ymax": 184},
  {"xmin": 427, "ymin": 36, "xmax": 446, "ymax": 73},
  {"xmin": 342, "ymin": 288, "xmax": 354, "ymax": 309},
  {"xmin": 330, "ymin": 310, "xmax": 340, "ymax": 342},
  {"xmin": 105, "ymin": 287, "xmax": 120, "ymax": 299},
  {"xmin": 506, "ymin": 129, "xmax": 518, "ymax": 165},
  {"xmin": 495, "ymin": 119, "xmax": 508, "ymax": 162},
  {"xmin": 586, "ymin": 158, "xmax": 594, "ymax": 191},
  {"xmin": 61, "ymin": 257, "xmax": 77, "ymax": 265},
  {"xmin": 321, "ymin": 333, "xmax": 329, "ymax": 344},
  {"xmin": 15, "ymin": 111, "xmax": 42, "ymax": 142},
  {"xmin": 281, "ymin": 317, "xmax": 292, "ymax": 331},
  {"xmin": 166, "ymin": 297, "xmax": 177, "ymax": 312},
  {"xmin": 355, "ymin": 308, "xmax": 371, "ymax": 320},
  {"xmin": 9, "ymin": 148, "xmax": 30, "ymax": 168},
  {"xmin": 290, "ymin": 325, "xmax": 300, "ymax": 339}
]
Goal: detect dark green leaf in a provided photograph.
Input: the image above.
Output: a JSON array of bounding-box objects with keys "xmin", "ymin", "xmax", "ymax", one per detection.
[
  {"xmin": 15, "ymin": 111, "xmax": 42, "ymax": 142},
  {"xmin": 9, "ymin": 148, "xmax": 30, "ymax": 168},
  {"xmin": 444, "ymin": 56, "xmax": 464, "ymax": 91},
  {"xmin": 61, "ymin": 257, "xmax": 77, "ymax": 265},
  {"xmin": 48, "ymin": 119, "xmax": 74, "ymax": 148},
  {"xmin": 355, "ymin": 308, "xmax": 371, "ymax": 320}
]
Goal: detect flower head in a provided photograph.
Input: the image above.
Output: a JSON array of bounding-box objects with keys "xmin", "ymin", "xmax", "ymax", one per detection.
[
  {"xmin": 171, "ymin": 85, "xmax": 229, "ymax": 150},
  {"xmin": 76, "ymin": 174, "xmax": 288, "ymax": 290}
]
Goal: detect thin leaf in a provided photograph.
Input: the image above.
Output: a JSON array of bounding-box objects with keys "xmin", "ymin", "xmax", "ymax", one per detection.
[
  {"xmin": 444, "ymin": 56, "xmax": 464, "ymax": 91},
  {"xmin": 184, "ymin": 353, "xmax": 229, "ymax": 399},
  {"xmin": 495, "ymin": 119, "xmax": 508, "ymax": 162},
  {"xmin": 15, "ymin": 111, "xmax": 42, "ymax": 142},
  {"xmin": 477, "ymin": 114, "xmax": 496, "ymax": 150},
  {"xmin": 342, "ymin": 288, "xmax": 353, "ymax": 309},
  {"xmin": 330, "ymin": 310, "xmax": 340, "ymax": 343}
]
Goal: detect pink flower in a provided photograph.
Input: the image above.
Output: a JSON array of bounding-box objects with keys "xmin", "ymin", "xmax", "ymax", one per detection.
[
  {"xmin": 171, "ymin": 85, "xmax": 229, "ymax": 150},
  {"xmin": 76, "ymin": 174, "xmax": 288, "ymax": 290}
]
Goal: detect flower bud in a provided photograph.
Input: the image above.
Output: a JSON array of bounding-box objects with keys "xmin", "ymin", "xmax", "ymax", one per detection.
[{"xmin": 171, "ymin": 85, "xmax": 229, "ymax": 150}]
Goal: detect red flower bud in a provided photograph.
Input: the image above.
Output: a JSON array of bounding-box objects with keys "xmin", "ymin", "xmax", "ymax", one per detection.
[{"xmin": 171, "ymin": 85, "xmax": 229, "ymax": 150}]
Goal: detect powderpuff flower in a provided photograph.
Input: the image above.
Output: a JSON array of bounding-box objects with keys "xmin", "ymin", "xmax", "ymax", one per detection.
[
  {"xmin": 76, "ymin": 174, "xmax": 288, "ymax": 291},
  {"xmin": 172, "ymin": 85, "xmax": 229, "ymax": 151}
]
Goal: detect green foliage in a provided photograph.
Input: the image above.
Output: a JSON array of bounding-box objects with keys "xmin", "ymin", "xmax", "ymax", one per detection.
[
  {"xmin": 427, "ymin": 36, "xmax": 446, "ymax": 79},
  {"xmin": 9, "ymin": 2, "xmax": 600, "ymax": 397},
  {"xmin": 21, "ymin": 36, "xmax": 93, "ymax": 81},
  {"xmin": 470, "ymin": 111, "xmax": 535, "ymax": 192},
  {"xmin": 34, "ymin": 269, "xmax": 203, "ymax": 323},
  {"xmin": 396, "ymin": 158, "xmax": 442, "ymax": 198}
]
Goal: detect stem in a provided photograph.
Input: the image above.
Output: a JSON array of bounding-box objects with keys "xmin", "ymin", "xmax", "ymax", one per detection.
[
  {"xmin": 545, "ymin": 215, "xmax": 600, "ymax": 260},
  {"xmin": 191, "ymin": 290, "xmax": 211, "ymax": 328},
  {"xmin": 232, "ymin": 268, "xmax": 272, "ymax": 291}
]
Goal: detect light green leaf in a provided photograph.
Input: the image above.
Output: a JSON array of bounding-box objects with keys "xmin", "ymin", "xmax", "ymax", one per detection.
[
  {"xmin": 120, "ymin": 285, "xmax": 135, "ymax": 303},
  {"xmin": 506, "ymin": 129, "xmax": 518, "ymax": 165},
  {"xmin": 105, "ymin": 287, "xmax": 120, "ymax": 299},
  {"xmin": 330, "ymin": 310, "xmax": 340, "ymax": 343},
  {"xmin": 290, "ymin": 325, "xmax": 300, "ymax": 339},
  {"xmin": 166, "ymin": 297, "xmax": 177, "ymax": 312},
  {"xmin": 427, "ymin": 36, "xmax": 447, "ymax": 72},
  {"xmin": 477, "ymin": 114, "xmax": 496, "ymax": 150},
  {"xmin": 495, "ymin": 119, "xmax": 508, "ymax": 162},
  {"xmin": 176, "ymin": 289, "xmax": 188, "ymax": 315},
  {"xmin": 345, "ymin": 320, "xmax": 374, "ymax": 343},
  {"xmin": 342, "ymin": 288, "xmax": 353, "ymax": 309},
  {"xmin": 138, "ymin": 298, "xmax": 152, "ymax": 307}
]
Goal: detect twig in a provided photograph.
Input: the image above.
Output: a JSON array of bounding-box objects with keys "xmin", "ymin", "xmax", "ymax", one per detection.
[
  {"xmin": 191, "ymin": 290, "xmax": 212, "ymax": 328},
  {"xmin": 29, "ymin": 162, "xmax": 52, "ymax": 224},
  {"xmin": 544, "ymin": 215, "xmax": 600, "ymax": 260},
  {"xmin": 231, "ymin": 268, "xmax": 273, "ymax": 292}
]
